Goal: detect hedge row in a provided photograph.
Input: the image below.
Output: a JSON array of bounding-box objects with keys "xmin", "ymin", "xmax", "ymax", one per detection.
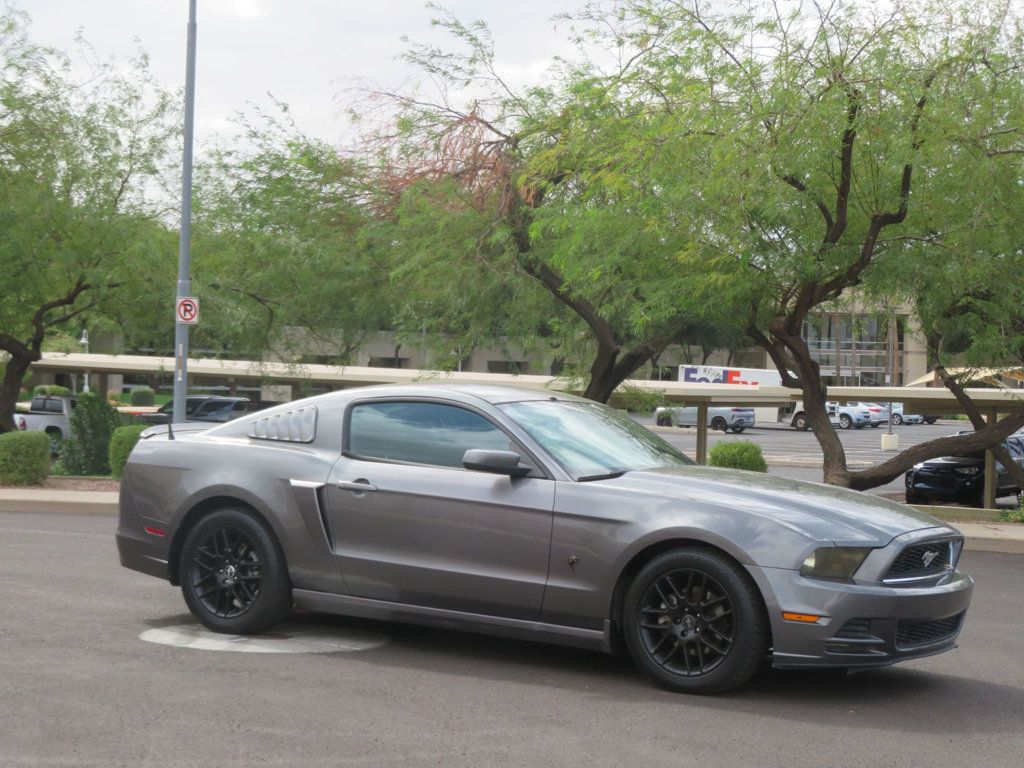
[
  {"xmin": 109, "ymin": 425, "xmax": 148, "ymax": 479},
  {"xmin": 0, "ymin": 432, "xmax": 51, "ymax": 485}
]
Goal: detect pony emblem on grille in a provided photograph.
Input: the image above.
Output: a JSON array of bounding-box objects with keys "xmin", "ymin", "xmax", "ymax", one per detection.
[{"xmin": 922, "ymin": 549, "xmax": 940, "ymax": 569}]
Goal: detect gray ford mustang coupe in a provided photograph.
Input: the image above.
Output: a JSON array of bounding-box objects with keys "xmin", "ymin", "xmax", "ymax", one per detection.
[{"xmin": 117, "ymin": 384, "xmax": 973, "ymax": 693}]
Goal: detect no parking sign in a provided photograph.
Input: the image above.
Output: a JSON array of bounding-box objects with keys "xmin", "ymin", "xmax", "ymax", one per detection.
[{"xmin": 176, "ymin": 296, "xmax": 199, "ymax": 325}]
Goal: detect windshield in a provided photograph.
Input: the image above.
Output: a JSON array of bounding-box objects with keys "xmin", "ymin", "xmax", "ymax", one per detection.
[{"xmin": 499, "ymin": 400, "xmax": 692, "ymax": 480}]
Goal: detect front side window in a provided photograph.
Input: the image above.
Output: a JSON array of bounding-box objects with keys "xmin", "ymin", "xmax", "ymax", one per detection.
[
  {"xmin": 348, "ymin": 401, "xmax": 514, "ymax": 468},
  {"xmin": 500, "ymin": 400, "xmax": 691, "ymax": 480}
]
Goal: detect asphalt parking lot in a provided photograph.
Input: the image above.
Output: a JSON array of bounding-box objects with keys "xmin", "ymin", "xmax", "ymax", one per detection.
[
  {"xmin": 646, "ymin": 420, "xmax": 1007, "ymax": 500},
  {"xmin": 2, "ymin": 511, "xmax": 1022, "ymax": 768}
]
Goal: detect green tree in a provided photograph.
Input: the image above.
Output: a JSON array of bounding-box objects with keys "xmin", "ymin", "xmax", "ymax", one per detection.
[
  {"xmin": 578, "ymin": 0, "xmax": 1024, "ymax": 488},
  {"xmin": 0, "ymin": 12, "xmax": 175, "ymax": 431},
  {"xmin": 361, "ymin": 9, "xmax": 720, "ymax": 400}
]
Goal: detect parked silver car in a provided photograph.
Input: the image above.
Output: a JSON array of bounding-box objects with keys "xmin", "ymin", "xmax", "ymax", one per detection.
[
  {"xmin": 117, "ymin": 385, "xmax": 972, "ymax": 694},
  {"xmin": 654, "ymin": 405, "xmax": 755, "ymax": 433}
]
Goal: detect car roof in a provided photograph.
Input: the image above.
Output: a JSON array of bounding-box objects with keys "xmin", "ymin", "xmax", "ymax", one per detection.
[{"xmin": 338, "ymin": 383, "xmax": 580, "ymax": 405}]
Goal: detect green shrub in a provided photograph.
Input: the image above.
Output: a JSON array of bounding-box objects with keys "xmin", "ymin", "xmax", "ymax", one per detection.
[
  {"xmin": 60, "ymin": 392, "xmax": 121, "ymax": 475},
  {"xmin": 0, "ymin": 432, "xmax": 51, "ymax": 485},
  {"xmin": 708, "ymin": 440, "xmax": 768, "ymax": 472},
  {"xmin": 109, "ymin": 425, "xmax": 148, "ymax": 480},
  {"xmin": 33, "ymin": 384, "xmax": 72, "ymax": 397},
  {"xmin": 129, "ymin": 386, "xmax": 155, "ymax": 406}
]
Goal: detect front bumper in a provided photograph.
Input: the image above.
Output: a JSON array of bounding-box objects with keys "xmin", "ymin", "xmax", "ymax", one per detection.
[{"xmin": 747, "ymin": 559, "xmax": 973, "ymax": 670}]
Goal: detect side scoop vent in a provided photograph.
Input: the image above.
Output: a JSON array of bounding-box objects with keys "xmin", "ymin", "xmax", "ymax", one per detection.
[{"xmin": 248, "ymin": 406, "xmax": 318, "ymax": 443}]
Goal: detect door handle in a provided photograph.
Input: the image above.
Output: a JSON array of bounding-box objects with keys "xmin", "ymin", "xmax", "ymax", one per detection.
[{"xmin": 336, "ymin": 479, "xmax": 377, "ymax": 492}]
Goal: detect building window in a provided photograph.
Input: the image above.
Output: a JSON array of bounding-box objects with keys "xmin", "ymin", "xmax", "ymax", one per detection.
[
  {"xmin": 368, "ymin": 356, "xmax": 408, "ymax": 369},
  {"xmin": 487, "ymin": 361, "xmax": 529, "ymax": 374}
]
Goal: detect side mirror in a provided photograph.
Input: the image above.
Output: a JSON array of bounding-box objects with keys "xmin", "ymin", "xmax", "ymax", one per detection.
[{"xmin": 462, "ymin": 449, "xmax": 531, "ymax": 477}]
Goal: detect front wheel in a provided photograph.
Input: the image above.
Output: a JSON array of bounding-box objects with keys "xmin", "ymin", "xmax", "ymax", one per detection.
[
  {"xmin": 711, "ymin": 417, "xmax": 728, "ymax": 432},
  {"xmin": 179, "ymin": 508, "xmax": 292, "ymax": 634},
  {"xmin": 924, "ymin": 416, "xmax": 938, "ymax": 425},
  {"xmin": 622, "ymin": 548, "xmax": 769, "ymax": 694},
  {"xmin": 730, "ymin": 425, "xmax": 746, "ymax": 434},
  {"xmin": 890, "ymin": 414, "xmax": 904, "ymax": 426},
  {"xmin": 655, "ymin": 413, "xmax": 673, "ymax": 427},
  {"xmin": 838, "ymin": 414, "xmax": 852, "ymax": 429},
  {"xmin": 792, "ymin": 413, "xmax": 809, "ymax": 431}
]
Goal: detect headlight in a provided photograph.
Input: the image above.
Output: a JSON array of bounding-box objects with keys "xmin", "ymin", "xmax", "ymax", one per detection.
[
  {"xmin": 800, "ymin": 547, "xmax": 872, "ymax": 581},
  {"xmin": 954, "ymin": 466, "xmax": 981, "ymax": 476}
]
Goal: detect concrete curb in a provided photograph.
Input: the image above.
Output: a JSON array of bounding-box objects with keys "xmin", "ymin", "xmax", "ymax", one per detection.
[
  {"xmin": 2, "ymin": 489, "xmax": 1023, "ymax": 554},
  {"xmin": 0, "ymin": 490, "xmax": 118, "ymax": 515}
]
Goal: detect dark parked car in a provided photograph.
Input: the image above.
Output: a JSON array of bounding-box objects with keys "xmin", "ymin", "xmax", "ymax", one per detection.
[
  {"xmin": 118, "ymin": 385, "xmax": 972, "ymax": 694},
  {"xmin": 139, "ymin": 396, "xmax": 256, "ymax": 426},
  {"xmin": 905, "ymin": 435, "xmax": 1024, "ymax": 506}
]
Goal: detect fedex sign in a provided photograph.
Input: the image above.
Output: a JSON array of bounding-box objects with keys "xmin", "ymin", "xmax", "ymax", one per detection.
[{"xmin": 678, "ymin": 366, "xmax": 782, "ymax": 386}]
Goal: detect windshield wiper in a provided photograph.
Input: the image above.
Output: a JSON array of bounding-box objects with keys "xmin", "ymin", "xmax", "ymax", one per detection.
[{"xmin": 577, "ymin": 470, "xmax": 629, "ymax": 482}]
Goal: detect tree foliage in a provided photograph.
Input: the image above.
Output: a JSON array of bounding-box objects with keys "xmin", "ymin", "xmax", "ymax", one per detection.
[{"xmin": 0, "ymin": 10, "xmax": 175, "ymax": 431}]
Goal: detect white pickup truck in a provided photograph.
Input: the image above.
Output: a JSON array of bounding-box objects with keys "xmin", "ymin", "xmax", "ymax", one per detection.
[{"xmin": 15, "ymin": 396, "xmax": 75, "ymax": 447}]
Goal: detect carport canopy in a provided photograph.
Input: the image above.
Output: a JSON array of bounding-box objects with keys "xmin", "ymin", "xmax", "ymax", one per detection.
[{"xmin": 24, "ymin": 353, "xmax": 1024, "ymax": 508}]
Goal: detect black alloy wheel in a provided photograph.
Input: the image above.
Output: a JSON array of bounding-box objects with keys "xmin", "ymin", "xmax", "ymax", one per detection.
[
  {"xmin": 180, "ymin": 508, "xmax": 291, "ymax": 634},
  {"xmin": 623, "ymin": 548, "xmax": 768, "ymax": 694},
  {"xmin": 711, "ymin": 416, "xmax": 728, "ymax": 432}
]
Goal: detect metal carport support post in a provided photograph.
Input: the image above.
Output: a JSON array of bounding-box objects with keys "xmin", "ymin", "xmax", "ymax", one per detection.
[
  {"xmin": 696, "ymin": 404, "xmax": 708, "ymax": 465},
  {"xmin": 984, "ymin": 408, "xmax": 997, "ymax": 510}
]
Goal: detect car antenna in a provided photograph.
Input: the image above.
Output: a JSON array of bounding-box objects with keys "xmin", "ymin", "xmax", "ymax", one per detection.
[{"xmin": 167, "ymin": 420, "xmax": 175, "ymax": 441}]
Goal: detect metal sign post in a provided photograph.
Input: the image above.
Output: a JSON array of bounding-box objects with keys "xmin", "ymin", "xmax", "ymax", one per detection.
[{"xmin": 173, "ymin": 0, "xmax": 198, "ymax": 425}]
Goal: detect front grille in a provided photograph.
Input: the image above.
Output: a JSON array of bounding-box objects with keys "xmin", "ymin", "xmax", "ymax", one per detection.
[
  {"xmin": 896, "ymin": 612, "xmax": 964, "ymax": 650},
  {"xmin": 885, "ymin": 541, "xmax": 955, "ymax": 581}
]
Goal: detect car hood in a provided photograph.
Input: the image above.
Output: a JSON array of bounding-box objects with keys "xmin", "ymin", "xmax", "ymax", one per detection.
[
  {"xmin": 601, "ymin": 465, "xmax": 950, "ymax": 546},
  {"xmin": 921, "ymin": 455, "xmax": 983, "ymax": 467}
]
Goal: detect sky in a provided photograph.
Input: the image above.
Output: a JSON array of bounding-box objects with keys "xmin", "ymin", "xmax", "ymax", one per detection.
[{"xmin": 14, "ymin": 0, "xmax": 581, "ymax": 147}]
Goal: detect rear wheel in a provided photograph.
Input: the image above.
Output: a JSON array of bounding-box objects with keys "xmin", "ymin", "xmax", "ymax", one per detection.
[
  {"xmin": 838, "ymin": 414, "xmax": 852, "ymax": 429},
  {"xmin": 622, "ymin": 548, "xmax": 768, "ymax": 694},
  {"xmin": 730, "ymin": 425, "xmax": 746, "ymax": 434},
  {"xmin": 890, "ymin": 414, "xmax": 904, "ymax": 426},
  {"xmin": 792, "ymin": 413, "xmax": 809, "ymax": 431},
  {"xmin": 924, "ymin": 416, "xmax": 938, "ymax": 425},
  {"xmin": 711, "ymin": 417, "xmax": 728, "ymax": 432},
  {"xmin": 905, "ymin": 490, "xmax": 925, "ymax": 505},
  {"xmin": 655, "ymin": 413, "xmax": 673, "ymax": 427},
  {"xmin": 179, "ymin": 508, "xmax": 291, "ymax": 634}
]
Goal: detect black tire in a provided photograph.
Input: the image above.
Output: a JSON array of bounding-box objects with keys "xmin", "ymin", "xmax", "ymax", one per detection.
[
  {"xmin": 622, "ymin": 548, "xmax": 769, "ymax": 695},
  {"xmin": 890, "ymin": 414, "xmax": 903, "ymax": 426},
  {"xmin": 854, "ymin": 423, "xmax": 866, "ymax": 430},
  {"xmin": 792, "ymin": 413, "xmax": 809, "ymax": 431},
  {"xmin": 711, "ymin": 417, "xmax": 728, "ymax": 432},
  {"xmin": 871, "ymin": 422, "xmax": 880, "ymax": 428},
  {"xmin": 924, "ymin": 416, "xmax": 938, "ymax": 425},
  {"xmin": 730, "ymin": 425, "xmax": 746, "ymax": 434},
  {"xmin": 838, "ymin": 414, "xmax": 852, "ymax": 429},
  {"xmin": 655, "ymin": 413, "xmax": 673, "ymax": 427},
  {"xmin": 179, "ymin": 507, "xmax": 292, "ymax": 634},
  {"xmin": 905, "ymin": 490, "xmax": 925, "ymax": 505}
]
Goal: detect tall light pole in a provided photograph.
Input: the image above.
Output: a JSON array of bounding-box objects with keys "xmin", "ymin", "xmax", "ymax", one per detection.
[
  {"xmin": 173, "ymin": 0, "xmax": 198, "ymax": 424},
  {"xmin": 79, "ymin": 329, "xmax": 90, "ymax": 393}
]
